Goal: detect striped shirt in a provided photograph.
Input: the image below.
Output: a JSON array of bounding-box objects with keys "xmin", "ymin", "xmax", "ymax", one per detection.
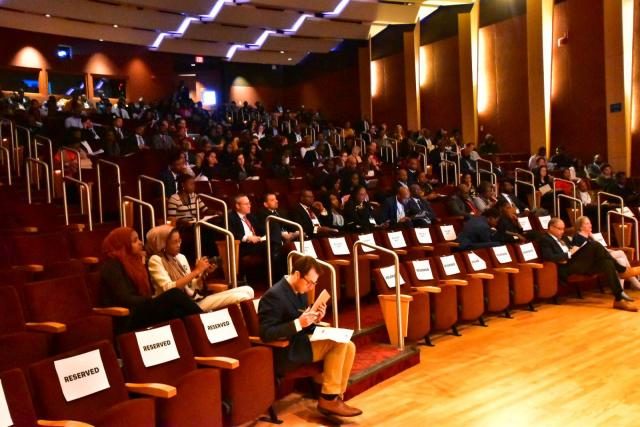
[{"xmin": 167, "ymin": 193, "xmax": 207, "ymax": 221}]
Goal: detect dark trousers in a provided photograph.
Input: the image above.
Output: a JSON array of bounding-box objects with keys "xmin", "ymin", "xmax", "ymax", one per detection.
[
  {"xmin": 562, "ymin": 241, "xmax": 625, "ymax": 299},
  {"xmin": 129, "ymin": 288, "xmax": 202, "ymax": 330}
]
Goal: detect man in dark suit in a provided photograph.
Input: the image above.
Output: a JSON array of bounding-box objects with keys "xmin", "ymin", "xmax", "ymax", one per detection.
[
  {"xmin": 290, "ymin": 190, "xmax": 336, "ymax": 238},
  {"xmin": 159, "ymin": 151, "xmax": 186, "ymax": 197},
  {"xmin": 539, "ymin": 217, "xmax": 637, "ymax": 311},
  {"xmin": 406, "ymin": 184, "xmax": 437, "ymax": 227},
  {"xmin": 121, "ymin": 124, "xmax": 149, "ymax": 155},
  {"xmin": 258, "ymin": 256, "xmax": 361, "ymax": 418},
  {"xmin": 456, "ymin": 207, "xmax": 502, "ymax": 250},
  {"xmin": 229, "ymin": 194, "xmax": 265, "ymax": 258},
  {"xmin": 381, "ymin": 187, "xmax": 412, "ymax": 228},
  {"xmin": 497, "ymin": 180, "xmax": 529, "ymax": 215},
  {"xmin": 447, "ymin": 184, "xmax": 477, "ymax": 220}
]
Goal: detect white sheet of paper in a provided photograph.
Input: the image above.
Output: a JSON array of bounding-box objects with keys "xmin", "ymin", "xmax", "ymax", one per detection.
[
  {"xmin": 309, "ymin": 327, "xmax": 354, "ymax": 343},
  {"xmin": 358, "ymin": 233, "xmax": 376, "ymax": 253},
  {"xmin": 412, "ymin": 260, "xmax": 434, "ymax": 281},
  {"xmin": 252, "ymin": 298, "xmax": 260, "ymax": 312},
  {"xmin": 539, "ymin": 215, "xmax": 551, "ymax": 230},
  {"xmin": 493, "ymin": 246, "xmax": 512, "ymax": 264},
  {"xmin": 328, "ymin": 237, "xmax": 350, "ymax": 256},
  {"xmin": 0, "ymin": 380, "xmax": 13, "ymax": 427},
  {"xmin": 135, "ymin": 325, "xmax": 180, "ymax": 368},
  {"xmin": 380, "ymin": 265, "xmax": 405, "ymax": 288},
  {"xmin": 467, "ymin": 252, "xmax": 487, "ymax": 271},
  {"xmin": 54, "ymin": 349, "xmax": 110, "ymax": 402},
  {"xmin": 518, "ymin": 217, "xmax": 533, "ymax": 231},
  {"xmin": 616, "ymin": 207, "xmax": 635, "ymax": 217},
  {"xmin": 200, "ymin": 308, "xmax": 238, "ymax": 344},
  {"xmin": 520, "ymin": 242, "xmax": 537, "ymax": 261},
  {"xmin": 440, "ymin": 225, "xmax": 457, "ymax": 241},
  {"xmin": 387, "ymin": 231, "xmax": 407, "ymax": 249},
  {"xmin": 294, "ymin": 241, "xmax": 318, "ymax": 258},
  {"xmin": 592, "ymin": 232, "xmax": 608, "ymax": 247},
  {"xmin": 440, "ymin": 255, "xmax": 460, "ymax": 276},
  {"xmin": 414, "ymin": 228, "xmax": 433, "ymax": 244}
]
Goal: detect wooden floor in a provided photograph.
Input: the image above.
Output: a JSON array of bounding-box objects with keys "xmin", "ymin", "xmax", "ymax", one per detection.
[{"xmin": 252, "ymin": 290, "xmax": 640, "ymax": 427}]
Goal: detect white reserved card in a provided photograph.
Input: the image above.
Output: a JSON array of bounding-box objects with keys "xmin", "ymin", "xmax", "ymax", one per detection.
[
  {"xmin": 518, "ymin": 217, "xmax": 533, "ymax": 231},
  {"xmin": 412, "ymin": 260, "xmax": 434, "ymax": 281},
  {"xmin": 414, "ymin": 228, "xmax": 433, "ymax": 244},
  {"xmin": 135, "ymin": 325, "xmax": 180, "ymax": 368},
  {"xmin": 294, "ymin": 241, "xmax": 318, "ymax": 258},
  {"xmin": 493, "ymin": 246, "xmax": 512, "ymax": 264},
  {"xmin": 467, "ymin": 252, "xmax": 487, "ymax": 271},
  {"xmin": 0, "ymin": 380, "xmax": 13, "ymax": 427},
  {"xmin": 54, "ymin": 349, "xmax": 110, "ymax": 402},
  {"xmin": 358, "ymin": 233, "xmax": 377, "ymax": 253},
  {"xmin": 440, "ymin": 255, "xmax": 460, "ymax": 276},
  {"xmin": 200, "ymin": 308, "xmax": 238, "ymax": 344},
  {"xmin": 380, "ymin": 265, "xmax": 405, "ymax": 288},
  {"xmin": 592, "ymin": 232, "xmax": 608, "ymax": 247},
  {"xmin": 387, "ymin": 231, "xmax": 407, "ymax": 249},
  {"xmin": 328, "ymin": 237, "xmax": 350, "ymax": 256},
  {"xmin": 440, "ymin": 225, "xmax": 457, "ymax": 241},
  {"xmin": 539, "ymin": 215, "xmax": 551, "ymax": 230},
  {"xmin": 310, "ymin": 327, "xmax": 354, "ymax": 343},
  {"xmin": 253, "ymin": 298, "xmax": 260, "ymax": 312},
  {"xmin": 520, "ymin": 242, "xmax": 537, "ymax": 261}
]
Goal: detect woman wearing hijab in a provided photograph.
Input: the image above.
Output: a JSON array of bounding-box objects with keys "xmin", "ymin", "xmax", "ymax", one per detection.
[
  {"xmin": 146, "ymin": 225, "xmax": 254, "ymax": 311},
  {"xmin": 99, "ymin": 227, "xmax": 202, "ymax": 330}
]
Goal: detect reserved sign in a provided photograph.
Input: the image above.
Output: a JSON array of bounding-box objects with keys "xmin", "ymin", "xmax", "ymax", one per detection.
[
  {"xmin": 200, "ymin": 309, "xmax": 238, "ymax": 344},
  {"xmin": 328, "ymin": 237, "xmax": 350, "ymax": 256},
  {"xmin": 520, "ymin": 243, "xmax": 537, "ymax": 261},
  {"xmin": 440, "ymin": 255, "xmax": 460, "ymax": 276},
  {"xmin": 539, "ymin": 215, "xmax": 551, "ymax": 230},
  {"xmin": 414, "ymin": 227, "xmax": 433, "ymax": 244},
  {"xmin": 54, "ymin": 349, "xmax": 110, "ymax": 402},
  {"xmin": 518, "ymin": 217, "xmax": 533, "ymax": 231},
  {"xmin": 493, "ymin": 246, "xmax": 512, "ymax": 264},
  {"xmin": 387, "ymin": 231, "xmax": 407, "ymax": 249},
  {"xmin": 135, "ymin": 325, "xmax": 180, "ymax": 368},
  {"xmin": 468, "ymin": 252, "xmax": 487, "ymax": 271},
  {"xmin": 294, "ymin": 240, "xmax": 318, "ymax": 258},
  {"xmin": 358, "ymin": 233, "xmax": 377, "ymax": 253},
  {"xmin": 412, "ymin": 260, "xmax": 434, "ymax": 281},
  {"xmin": 0, "ymin": 380, "xmax": 13, "ymax": 427},
  {"xmin": 380, "ymin": 265, "xmax": 405, "ymax": 288},
  {"xmin": 440, "ymin": 225, "xmax": 457, "ymax": 241}
]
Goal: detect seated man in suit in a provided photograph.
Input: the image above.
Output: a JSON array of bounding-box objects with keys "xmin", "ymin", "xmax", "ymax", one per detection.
[
  {"xmin": 229, "ymin": 194, "xmax": 265, "ymax": 258},
  {"xmin": 159, "ymin": 151, "xmax": 187, "ymax": 197},
  {"xmin": 446, "ymin": 183, "xmax": 477, "ymax": 220},
  {"xmin": 456, "ymin": 207, "xmax": 502, "ymax": 250},
  {"xmin": 290, "ymin": 190, "xmax": 337, "ymax": 238},
  {"xmin": 539, "ymin": 217, "xmax": 638, "ymax": 312},
  {"xmin": 259, "ymin": 256, "xmax": 362, "ymax": 418},
  {"xmin": 406, "ymin": 184, "xmax": 437, "ymax": 227},
  {"xmin": 381, "ymin": 186, "xmax": 413, "ymax": 228},
  {"xmin": 497, "ymin": 180, "xmax": 529, "ymax": 215}
]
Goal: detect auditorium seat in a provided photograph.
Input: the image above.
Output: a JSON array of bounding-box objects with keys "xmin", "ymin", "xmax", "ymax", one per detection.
[
  {"xmin": 485, "ymin": 245, "xmax": 536, "ymax": 311},
  {"xmin": 0, "ymin": 369, "xmax": 39, "ymax": 427},
  {"xmin": 117, "ymin": 319, "xmax": 224, "ymax": 426},
  {"xmin": 183, "ymin": 305, "xmax": 278, "ymax": 426},
  {"xmin": 517, "ymin": 242, "xmax": 559, "ymax": 303},
  {"xmin": 28, "ymin": 341, "xmax": 158, "ymax": 427},
  {"xmin": 20, "ymin": 275, "xmax": 127, "ymax": 353},
  {"xmin": 459, "ymin": 250, "xmax": 511, "ymax": 317}
]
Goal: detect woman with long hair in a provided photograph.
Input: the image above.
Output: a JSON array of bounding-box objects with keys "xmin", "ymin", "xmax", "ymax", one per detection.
[{"xmin": 99, "ymin": 227, "xmax": 202, "ymax": 330}]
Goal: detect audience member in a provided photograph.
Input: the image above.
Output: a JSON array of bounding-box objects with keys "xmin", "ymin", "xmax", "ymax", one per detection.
[
  {"xmin": 160, "ymin": 150, "xmax": 187, "ymax": 197},
  {"xmin": 343, "ymin": 186, "xmax": 378, "ymax": 232},
  {"xmin": 456, "ymin": 207, "xmax": 502, "ymax": 250},
  {"xmin": 290, "ymin": 190, "xmax": 337, "ymax": 237},
  {"xmin": 447, "ymin": 183, "xmax": 477, "ymax": 219},
  {"xmin": 406, "ymin": 184, "xmax": 437, "ymax": 226},
  {"xmin": 381, "ymin": 186, "xmax": 412, "ymax": 228}
]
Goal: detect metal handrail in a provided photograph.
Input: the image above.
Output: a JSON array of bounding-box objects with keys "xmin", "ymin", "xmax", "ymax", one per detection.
[
  {"xmin": 440, "ymin": 159, "xmax": 459, "ymax": 186},
  {"xmin": 514, "ymin": 168, "xmax": 536, "ymax": 209},
  {"xmin": 138, "ymin": 175, "xmax": 167, "ymax": 225},
  {"xmin": 446, "ymin": 151, "xmax": 461, "ymax": 180},
  {"xmin": 384, "ymin": 137, "xmax": 399, "ymax": 157},
  {"xmin": 412, "ymin": 144, "xmax": 428, "ymax": 172},
  {"xmin": 194, "ymin": 220, "xmax": 237, "ymax": 288},
  {"xmin": 266, "ymin": 216, "xmax": 304, "ymax": 287},
  {"xmin": 121, "ymin": 196, "xmax": 154, "ymax": 242},
  {"xmin": 58, "ymin": 147, "xmax": 83, "ymax": 183},
  {"xmin": 556, "ymin": 194, "xmax": 583, "ymax": 225},
  {"xmin": 15, "ymin": 125, "xmax": 32, "ymax": 162},
  {"xmin": 195, "ymin": 194, "xmax": 229, "ymax": 279},
  {"xmin": 26, "ymin": 158, "xmax": 51, "ymax": 204},
  {"xmin": 287, "ymin": 250, "xmax": 339, "ymax": 328},
  {"xmin": 352, "ymin": 240, "xmax": 404, "ymax": 350},
  {"xmin": 0, "ymin": 119, "xmax": 17, "ymax": 176},
  {"xmin": 96, "ymin": 159, "xmax": 123, "ymax": 224},
  {"xmin": 63, "ymin": 176, "xmax": 93, "ymax": 231},
  {"xmin": 552, "ymin": 178, "xmax": 576, "ymax": 216},
  {"xmin": 476, "ymin": 158, "xmax": 495, "ymax": 187},
  {"xmin": 379, "ymin": 145, "xmax": 394, "ymax": 163},
  {"xmin": 34, "ymin": 136, "xmax": 55, "ymax": 197},
  {"xmin": 0, "ymin": 145, "xmax": 11, "ymax": 185},
  {"xmin": 597, "ymin": 191, "xmax": 625, "ymax": 233},
  {"xmin": 607, "ymin": 210, "xmax": 639, "ymax": 261}
]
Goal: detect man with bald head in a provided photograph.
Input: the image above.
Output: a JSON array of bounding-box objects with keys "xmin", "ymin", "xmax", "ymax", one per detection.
[
  {"xmin": 290, "ymin": 190, "xmax": 337, "ymax": 238},
  {"xmin": 382, "ymin": 186, "xmax": 412, "ymax": 228},
  {"xmin": 539, "ymin": 217, "xmax": 638, "ymax": 312}
]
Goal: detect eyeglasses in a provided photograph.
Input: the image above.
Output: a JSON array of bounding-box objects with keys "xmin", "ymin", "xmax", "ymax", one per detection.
[{"xmin": 302, "ymin": 276, "xmax": 318, "ymax": 287}]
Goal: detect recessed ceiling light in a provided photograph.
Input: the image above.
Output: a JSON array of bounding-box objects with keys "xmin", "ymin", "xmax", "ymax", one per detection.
[
  {"xmin": 280, "ymin": 50, "xmax": 285, "ymax": 54},
  {"xmin": 45, "ymin": 14, "xmax": 51, "ymax": 18},
  {"xmin": 113, "ymin": 24, "xmax": 119, "ymax": 28},
  {"xmin": 287, "ymin": 57, "xmax": 292, "ymax": 61}
]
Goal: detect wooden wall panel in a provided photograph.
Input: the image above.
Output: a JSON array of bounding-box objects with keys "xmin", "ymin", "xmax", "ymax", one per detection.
[
  {"xmin": 632, "ymin": 0, "xmax": 640, "ymax": 176},
  {"xmin": 372, "ymin": 52, "xmax": 407, "ymax": 128}
]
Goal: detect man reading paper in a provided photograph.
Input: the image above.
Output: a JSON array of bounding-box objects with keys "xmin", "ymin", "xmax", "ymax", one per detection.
[{"xmin": 258, "ymin": 256, "xmax": 362, "ymax": 418}]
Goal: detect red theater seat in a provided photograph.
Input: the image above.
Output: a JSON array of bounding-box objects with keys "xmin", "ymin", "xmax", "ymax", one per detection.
[{"xmin": 0, "ymin": 369, "xmax": 39, "ymax": 427}]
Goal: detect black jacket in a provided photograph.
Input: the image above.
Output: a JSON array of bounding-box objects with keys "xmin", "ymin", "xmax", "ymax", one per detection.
[
  {"xmin": 228, "ymin": 211, "xmax": 260, "ymax": 241},
  {"xmin": 289, "ymin": 203, "xmax": 331, "ymax": 238}
]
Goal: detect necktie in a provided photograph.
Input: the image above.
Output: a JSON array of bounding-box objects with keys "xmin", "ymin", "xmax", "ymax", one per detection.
[
  {"xmin": 306, "ymin": 207, "xmax": 316, "ymax": 220},
  {"xmin": 242, "ymin": 216, "xmax": 255, "ymax": 234},
  {"xmin": 465, "ymin": 199, "xmax": 478, "ymax": 214},
  {"xmin": 137, "ymin": 135, "xmax": 144, "ymax": 148}
]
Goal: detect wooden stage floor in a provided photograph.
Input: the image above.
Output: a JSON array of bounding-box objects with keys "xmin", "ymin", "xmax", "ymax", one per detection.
[{"xmin": 252, "ymin": 290, "xmax": 640, "ymax": 426}]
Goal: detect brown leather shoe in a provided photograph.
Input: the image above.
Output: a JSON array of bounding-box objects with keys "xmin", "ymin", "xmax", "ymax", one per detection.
[
  {"xmin": 613, "ymin": 300, "xmax": 638, "ymax": 312},
  {"xmin": 620, "ymin": 266, "xmax": 640, "ymax": 280},
  {"xmin": 318, "ymin": 397, "xmax": 363, "ymax": 417}
]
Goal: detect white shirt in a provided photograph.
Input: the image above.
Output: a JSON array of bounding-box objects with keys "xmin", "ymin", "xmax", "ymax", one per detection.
[
  {"xmin": 501, "ymin": 193, "xmax": 520, "ymax": 214},
  {"xmin": 238, "ymin": 213, "xmax": 255, "ymax": 241},
  {"xmin": 113, "ymin": 107, "xmax": 130, "ymax": 119},
  {"xmin": 136, "ymin": 134, "xmax": 146, "ymax": 148},
  {"xmin": 148, "ymin": 253, "xmax": 198, "ymax": 297},
  {"xmin": 396, "ymin": 199, "xmax": 406, "ymax": 220},
  {"xmin": 64, "ymin": 116, "xmax": 82, "ymax": 129},
  {"xmin": 549, "ymin": 233, "xmax": 571, "ymax": 257},
  {"xmin": 579, "ymin": 191, "xmax": 591, "ymax": 205}
]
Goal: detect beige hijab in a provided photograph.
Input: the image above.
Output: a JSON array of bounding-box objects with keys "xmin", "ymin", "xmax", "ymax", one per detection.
[{"xmin": 146, "ymin": 225, "xmax": 187, "ymax": 282}]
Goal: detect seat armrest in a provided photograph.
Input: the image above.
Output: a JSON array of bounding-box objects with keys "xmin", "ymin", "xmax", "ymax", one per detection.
[
  {"xmin": 439, "ymin": 279, "xmax": 468, "ymax": 286},
  {"xmin": 392, "ymin": 248, "xmax": 408, "ymax": 255},
  {"xmin": 412, "ymin": 245, "xmax": 434, "ymax": 252},
  {"xmin": 207, "ymin": 283, "xmax": 229, "ymax": 293},
  {"xmin": 467, "ymin": 273, "xmax": 494, "ymax": 280},
  {"xmin": 195, "ymin": 356, "xmax": 240, "ymax": 370},
  {"xmin": 125, "ymin": 383, "xmax": 177, "ymax": 399},
  {"xmin": 518, "ymin": 262, "xmax": 544, "ymax": 269},
  {"xmin": 12, "ymin": 264, "xmax": 44, "ymax": 273},
  {"xmin": 412, "ymin": 285, "xmax": 442, "ymax": 293},
  {"xmin": 358, "ymin": 254, "xmax": 380, "ymax": 261},
  {"xmin": 80, "ymin": 257, "xmax": 100, "ymax": 265},
  {"xmin": 68, "ymin": 224, "xmax": 86, "ymax": 232},
  {"xmin": 249, "ymin": 336, "xmax": 289, "ymax": 348},
  {"xmin": 92, "ymin": 307, "xmax": 130, "ymax": 317},
  {"xmin": 444, "ymin": 242, "xmax": 460, "ymax": 247},
  {"xmin": 38, "ymin": 419, "xmax": 93, "ymax": 427},
  {"xmin": 25, "ymin": 322, "xmax": 67, "ymax": 333},
  {"xmin": 14, "ymin": 226, "xmax": 39, "ymax": 233},
  {"xmin": 493, "ymin": 267, "xmax": 520, "ymax": 274},
  {"xmin": 327, "ymin": 259, "xmax": 350, "ymax": 267}
]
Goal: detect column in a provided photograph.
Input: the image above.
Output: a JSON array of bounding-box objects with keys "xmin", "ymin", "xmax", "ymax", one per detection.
[
  {"xmin": 403, "ymin": 24, "xmax": 421, "ymax": 131},
  {"xmin": 358, "ymin": 41, "xmax": 373, "ymax": 123},
  {"xmin": 458, "ymin": 1, "xmax": 479, "ymax": 144}
]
